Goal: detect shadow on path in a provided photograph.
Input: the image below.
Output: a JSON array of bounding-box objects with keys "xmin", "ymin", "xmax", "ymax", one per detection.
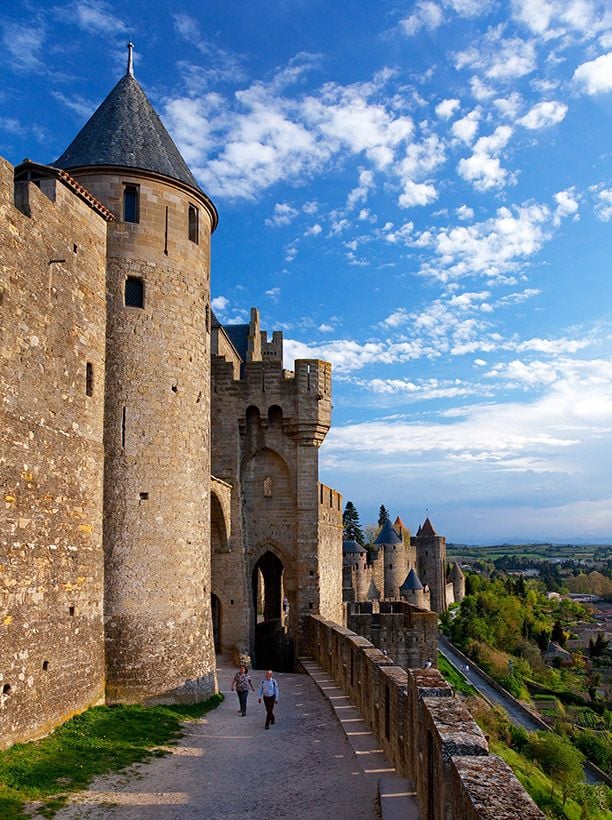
[{"xmin": 54, "ymin": 656, "xmax": 383, "ymax": 819}]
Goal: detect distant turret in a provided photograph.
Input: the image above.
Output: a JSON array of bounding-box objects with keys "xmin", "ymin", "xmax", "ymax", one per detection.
[
  {"xmin": 400, "ymin": 567, "xmax": 430, "ymax": 609},
  {"xmin": 413, "ymin": 517, "xmax": 447, "ymax": 613},
  {"xmin": 374, "ymin": 519, "xmax": 406, "ymax": 599}
]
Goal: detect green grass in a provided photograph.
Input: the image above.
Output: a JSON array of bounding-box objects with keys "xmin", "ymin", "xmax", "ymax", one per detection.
[
  {"xmin": 0, "ymin": 694, "xmax": 223, "ymax": 819},
  {"xmin": 437, "ymin": 652, "xmax": 477, "ymax": 696},
  {"xmin": 491, "ymin": 741, "xmax": 611, "ymax": 819}
]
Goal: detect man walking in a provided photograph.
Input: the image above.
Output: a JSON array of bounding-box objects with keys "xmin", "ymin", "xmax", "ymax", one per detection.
[{"xmin": 258, "ymin": 670, "xmax": 279, "ymax": 729}]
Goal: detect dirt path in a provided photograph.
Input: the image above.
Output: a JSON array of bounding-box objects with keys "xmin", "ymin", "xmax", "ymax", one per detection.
[{"xmin": 53, "ymin": 656, "xmax": 380, "ymax": 819}]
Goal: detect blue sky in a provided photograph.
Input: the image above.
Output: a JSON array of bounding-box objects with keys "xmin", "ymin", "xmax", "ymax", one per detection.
[{"xmin": 1, "ymin": 1, "xmax": 611, "ymax": 543}]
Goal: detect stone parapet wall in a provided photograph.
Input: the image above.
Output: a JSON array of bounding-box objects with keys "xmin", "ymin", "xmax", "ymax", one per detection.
[
  {"xmin": 0, "ymin": 159, "xmax": 109, "ymax": 748},
  {"xmin": 305, "ymin": 615, "xmax": 544, "ymax": 820},
  {"xmin": 346, "ymin": 600, "xmax": 438, "ymax": 670}
]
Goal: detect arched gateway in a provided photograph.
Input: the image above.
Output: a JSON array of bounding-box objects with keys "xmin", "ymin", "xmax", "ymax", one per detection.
[{"xmin": 252, "ymin": 550, "xmax": 293, "ymax": 671}]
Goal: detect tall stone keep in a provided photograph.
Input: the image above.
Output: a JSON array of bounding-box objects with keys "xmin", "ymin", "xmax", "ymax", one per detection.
[
  {"xmin": 54, "ymin": 46, "xmax": 219, "ymax": 702},
  {"xmin": 414, "ymin": 517, "xmax": 447, "ymax": 613}
]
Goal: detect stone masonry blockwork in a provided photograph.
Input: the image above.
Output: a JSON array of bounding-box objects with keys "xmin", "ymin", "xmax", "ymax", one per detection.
[{"xmin": 0, "ymin": 159, "xmax": 108, "ymax": 748}]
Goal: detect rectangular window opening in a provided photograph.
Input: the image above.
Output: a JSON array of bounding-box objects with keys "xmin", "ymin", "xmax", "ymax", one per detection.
[
  {"xmin": 188, "ymin": 204, "xmax": 199, "ymax": 244},
  {"xmin": 68, "ymin": 606, "xmax": 75, "ymax": 616},
  {"xmin": 86, "ymin": 362, "xmax": 94, "ymax": 396},
  {"xmin": 123, "ymin": 184, "xmax": 139, "ymax": 223},
  {"xmin": 139, "ymin": 492, "xmax": 149, "ymax": 501},
  {"xmin": 121, "ymin": 406, "xmax": 126, "ymax": 448},
  {"xmin": 124, "ymin": 276, "xmax": 144, "ymax": 308}
]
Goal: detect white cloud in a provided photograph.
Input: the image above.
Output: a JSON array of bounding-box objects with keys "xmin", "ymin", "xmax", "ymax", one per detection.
[
  {"xmin": 435, "ymin": 98, "xmax": 460, "ymax": 118},
  {"xmin": 451, "ymin": 108, "xmax": 481, "ymax": 143},
  {"xmin": 399, "ymin": 181, "xmax": 438, "ymax": 207},
  {"xmin": 417, "ymin": 198, "xmax": 567, "ymax": 282},
  {"xmin": 70, "ymin": 1, "xmax": 127, "ymax": 34},
  {"xmin": 265, "ymin": 287, "xmax": 281, "ymax": 301},
  {"xmin": 400, "ymin": 1, "xmax": 444, "ymax": 36},
  {"xmin": 512, "ymin": 0, "xmax": 612, "ymax": 41},
  {"xmin": 456, "ymin": 205, "xmax": 474, "ymax": 221},
  {"xmin": 518, "ymin": 100, "xmax": 568, "ymax": 128},
  {"xmin": 305, "ymin": 223, "xmax": 323, "ymax": 236},
  {"xmin": 454, "ymin": 29, "xmax": 537, "ymax": 81},
  {"xmin": 457, "ymin": 125, "xmax": 514, "ymax": 191},
  {"xmin": 573, "ymin": 52, "xmax": 612, "ymax": 94},
  {"xmin": 326, "ymin": 365, "xmax": 612, "ymax": 470},
  {"xmin": 173, "ymin": 13, "xmax": 245, "ymax": 84},
  {"xmin": 2, "ymin": 22, "xmax": 45, "ymax": 72},
  {"xmin": 318, "ymin": 323, "xmax": 334, "ymax": 333},
  {"xmin": 346, "ymin": 168, "xmax": 375, "ymax": 210},
  {"xmin": 553, "ymin": 187, "xmax": 580, "ymax": 225},
  {"xmin": 594, "ymin": 188, "xmax": 612, "ymax": 221},
  {"xmin": 211, "ymin": 295, "xmax": 229, "ymax": 311},
  {"xmin": 266, "ymin": 202, "xmax": 299, "ymax": 227},
  {"xmin": 493, "ymin": 92, "xmax": 523, "ymax": 119}
]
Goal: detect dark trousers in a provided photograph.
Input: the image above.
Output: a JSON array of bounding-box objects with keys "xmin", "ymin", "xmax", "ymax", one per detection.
[
  {"xmin": 263, "ymin": 695, "xmax": 276, "ymax": 727},
  {"xmin": 237, "ymin": 690, "xmax": 248, "ymax": 714}
]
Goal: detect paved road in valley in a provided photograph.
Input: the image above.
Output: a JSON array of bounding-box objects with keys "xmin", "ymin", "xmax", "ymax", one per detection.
[{"xmin": 438, "ymin": 638, "xmax": 604, "ymax": 785}]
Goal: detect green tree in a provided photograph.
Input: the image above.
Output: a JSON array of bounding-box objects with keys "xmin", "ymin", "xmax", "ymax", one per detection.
[
  {"xmin": 551, "ymin": 619, "xmax": 566, "ymax": 647},
  {"xmin": 377, "ymin": 504, "xmax": 390, "ymax": 527},
  {"xmin": 343, "ymin": 501, "xmax": 365, "ymax": 546},
  {"xmin": 588, "ymin": 632, "xmax": 609, "ymax": 658},
  {"xmin": 530, "ymin": 731, "xmax": 585, "ymax": 806}
]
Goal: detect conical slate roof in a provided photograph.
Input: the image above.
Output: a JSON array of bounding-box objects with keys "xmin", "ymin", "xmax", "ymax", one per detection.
[
  {"xmin": 373, "ymin": 519, "xmax": 402, "ymax": 546},
  {"xmin": 419, "ymin": 517, "xmax": 437, "ymax": 537},
  {"xmin": 400, "ymin": 568, "xmax": 424, "ymax": 592},
  {"xmin": 54, "ymin": 68, "xmax": 199, "ymax": 191},
  {"xmin": 343, "ymin": 539, "xmax": 366, "ymax": 554},
  {"xmin": 450, "ymin": 562, "xmax": 464, "ymax": 580}
]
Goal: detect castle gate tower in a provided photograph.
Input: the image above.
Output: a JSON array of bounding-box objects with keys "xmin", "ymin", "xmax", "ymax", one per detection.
[
  {"xmin": 210, "ymin": 310, "xmax": 342, "ymax": 667},
  {"xmin": 54, "ymin": 45, "xmax": 219, "ymax": 703}
]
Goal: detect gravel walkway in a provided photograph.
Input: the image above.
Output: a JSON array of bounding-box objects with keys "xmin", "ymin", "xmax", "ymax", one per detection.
[{"xmin": 53, "ymin": 656, "xmax": 381, "ymax": 819}]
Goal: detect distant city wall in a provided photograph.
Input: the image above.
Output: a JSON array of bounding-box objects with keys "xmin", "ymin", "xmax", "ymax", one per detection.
[{"xmin": 305, "ymin": 615, "xmax": 544, "ymax": 820}]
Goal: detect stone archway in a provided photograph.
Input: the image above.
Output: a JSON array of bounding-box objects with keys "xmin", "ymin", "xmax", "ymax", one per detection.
[{"xmin": 252, "ymin": 550, "xmax": 293, "ymax": 671}]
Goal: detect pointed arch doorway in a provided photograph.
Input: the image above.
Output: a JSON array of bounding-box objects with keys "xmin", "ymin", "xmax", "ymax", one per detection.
[{"xmin": 252, "ymin": 550, "xmax": 293, "ymax": 671}]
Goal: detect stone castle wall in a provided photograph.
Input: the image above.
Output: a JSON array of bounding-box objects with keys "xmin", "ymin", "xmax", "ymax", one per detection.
[
  {"xmin": 305, "ymin": 615, "xmax": 544, "ymax": 820},
  {"xmin": 346, "ymin": 600, "xmax": 438, "ymax": 669},
  {"xmin": 317, "ymin": 484, "xmax": 343, "ymax": 625},
  {"xmin": 0, "ymin": 160, "xmax": 109, "ymax": 748},
  {"xmin": 72, "ymin": 169, "xmax": 216, "ymax": 703}
]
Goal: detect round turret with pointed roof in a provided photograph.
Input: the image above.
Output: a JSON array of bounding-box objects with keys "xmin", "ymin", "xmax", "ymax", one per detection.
[
  {"xmin": 400, "ymin": 567, "xmax": 424, "ymax": 593},
  {"xmin": 54, "ymin": 44, "xmax": 217, "ymax": 228},
  {"xmin": 373, "ymin": 519, "xmax": 402, "ymax": 546},
  {"xmin": 343, "ymin": 539, "xmax": 366, "ymax": 554}
]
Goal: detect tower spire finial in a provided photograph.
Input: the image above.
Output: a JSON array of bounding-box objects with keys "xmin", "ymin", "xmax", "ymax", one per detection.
[{"xmin": 127, "ymin": 41, "xmax": 134, "ymax": 77}]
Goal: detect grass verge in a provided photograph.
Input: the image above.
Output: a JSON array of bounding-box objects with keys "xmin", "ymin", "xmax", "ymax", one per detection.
[
  {"xmin": 437, "ymin": 652, "xmax": 477, "ymax": 696},
  {"xmin": 0, "ymin": 694, "xmax": 223, "ymax": 819}
]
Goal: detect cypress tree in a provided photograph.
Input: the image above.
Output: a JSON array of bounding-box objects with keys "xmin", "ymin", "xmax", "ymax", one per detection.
[
  {"xmin": 377, "ymin": 504, "xmax": 390, "ymax": 527},
  {"xmin": 343, "ymin": 501, "xmax": 365, "ymax": 546}
]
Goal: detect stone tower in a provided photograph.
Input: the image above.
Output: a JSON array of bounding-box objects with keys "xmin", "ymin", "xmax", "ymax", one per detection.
[
  {"xmin": 414, "ymin": 517, "xmax": 447, "ymax": 613},
  {"xmin": 400, "ymin": 567, "xmax": 430, "ymax": 610},
  {"xmin": 342, "ymin": 539, "xmax": 369, "ymax": 602},
  {"xmin": 210, "ymin": 308, "xmax": 342, "ymax": 667},
  {"xmin": 374, "ymin": 519, "xmax": 406, "ymax": 600},
  {"xmin": 54, "ymin": 45, "xmax": 219, "ymax": 703},
  {"xmin": 450, "ymin": 561, "xmax": 465, "ymax": 604}
]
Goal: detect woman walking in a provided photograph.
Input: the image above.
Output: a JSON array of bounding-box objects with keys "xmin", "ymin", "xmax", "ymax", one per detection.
[{"xmin": 231, "ymin": 665, "xmax": 255, "ymax": 716}]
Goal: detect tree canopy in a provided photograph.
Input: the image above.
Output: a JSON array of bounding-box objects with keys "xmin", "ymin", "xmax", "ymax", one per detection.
[
  {"xmin": 377, "ymin": 505, "xmax": 390, "ymax": 527},
  {"xmin": 343, "ymin": 501, "xmax": 365, "ymax": 546}
]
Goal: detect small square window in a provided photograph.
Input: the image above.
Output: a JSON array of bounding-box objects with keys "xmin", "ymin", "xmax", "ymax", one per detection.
[
  {"xmin": 125, "ymin": 276, "xmax": 144, "ymax": 308},
  {"xmin": 188, "ymin": 204, "xmax": 199, "ymax": 244},
  {"xmin": 123, "ymin": 184, "xmax": 139, "ymax": 223}
]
